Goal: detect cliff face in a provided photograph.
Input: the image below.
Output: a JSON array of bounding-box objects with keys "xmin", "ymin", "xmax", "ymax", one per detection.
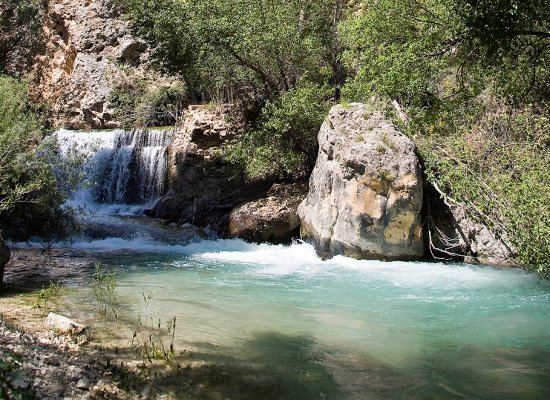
[{"xmin": 33, "ymin": 0, "xmax": 147, "ymax": 129}]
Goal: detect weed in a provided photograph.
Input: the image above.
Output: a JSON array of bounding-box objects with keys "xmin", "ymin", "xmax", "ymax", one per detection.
[
  {"xmin": 91, "ymin": 262, "xmax": 118, "ymax": 320},
  {"xmin": 381, "ymin": 132, "xmax": 398, "ymax": 151},
  {"xmin": 133, "ymin": 291, "xmax": 179, "ymax": 364},
  {"xmin": 33, "ymin": 281, "xmax": 63, "ymax": 309}
]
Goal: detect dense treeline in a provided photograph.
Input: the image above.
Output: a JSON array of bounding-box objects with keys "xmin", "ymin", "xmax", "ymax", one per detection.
[{"xmin": 0, "ymin": 76, "xmax": 71, "ymax": 242}]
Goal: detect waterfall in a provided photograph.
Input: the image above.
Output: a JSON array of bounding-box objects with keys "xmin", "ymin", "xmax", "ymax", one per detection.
[{"xmin": 54, "ymin": 128, "xmax": 174, "ymax": 214}]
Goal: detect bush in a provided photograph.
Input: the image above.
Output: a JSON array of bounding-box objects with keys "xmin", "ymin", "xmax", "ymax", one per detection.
[
  {"xmin": 414, "ymin": 99, "xmax": 550, "ymax": 276},
  {"xmin": 225, "ymin": 83, "xmax": 332, "ymax": 180},
  {"xmin": 0, "ymin": 76, "xmax": 69, "ymax": 241},
  {"xmin": 109, "ymin": 77, "xmax": 188, "ymax": 127}
]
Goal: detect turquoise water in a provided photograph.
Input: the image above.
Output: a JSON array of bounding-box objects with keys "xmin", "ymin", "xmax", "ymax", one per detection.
[{"xmin": 75, "ymin": 238, "xmax": 550, "ymax": 400}]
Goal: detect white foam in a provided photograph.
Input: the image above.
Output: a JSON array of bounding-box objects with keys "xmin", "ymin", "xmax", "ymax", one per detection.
[{"xmin": 13, "ymin": 234, "xmax": 538, "ymax": 291}]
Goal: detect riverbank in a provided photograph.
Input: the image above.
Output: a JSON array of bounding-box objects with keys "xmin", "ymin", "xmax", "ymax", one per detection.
[
  {"xmin": 0, "ymin": 317, "xmax": 144, "ymax": 399},
  {"xmin": 0, "ymin": 250, "xmax": 147, "ymax": 399},
  {"xmin": 1, "ymin": 247, "xmax": 296, "ymax": 400}
]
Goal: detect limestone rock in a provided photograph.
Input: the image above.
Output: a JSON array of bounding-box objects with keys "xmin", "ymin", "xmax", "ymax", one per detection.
[
  {"xmin": 153, "ymin": 105, "xmax": 250, "ymax": 228},
  {"xmin": 298, "ymin": 103, "xmax": 424, "ymax": 260},
  {"xmin": 228, "ymin": 182, "xmax": 308, "ymax": 244},
  {"xmin": 0, "ymin": 240, "xmax": 10, "ymax": 284},
  {"xmin": 45, "ymin": 313, "xmax": 86, "ymax": 335},
  {"xmin": 33, "ymin": 0, "xmax": 149, "ymax": 128}
]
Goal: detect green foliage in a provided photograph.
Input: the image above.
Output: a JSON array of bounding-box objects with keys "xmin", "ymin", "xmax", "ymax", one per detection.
[
  {"xmin": 341, "ymin": 0, "xmax": 550, "ymax": 104},
  {"xmin": 0, "ymin": 0, "xmax": 46, "ymax": 76},
  {"xmin": 108, "ymin": 76, "xmax": 188, "ymax": 128},
  {"xmin": 415, "ymin": 100, "xmax": 549, "ymax": 276},
  {"xmin": 0, "ymin": 76, "xmax": 70, "ymax": 241},
  {"xmin": 116, "ymin": 0, "xmax": 342, "ymax": 102},
  {"xmin": 225, "ymin": 83, "xmax": 331, "ymax": 180},
  {"xmin": 91, "ymin": 262, "xmax": 118, "ymax": 320}
]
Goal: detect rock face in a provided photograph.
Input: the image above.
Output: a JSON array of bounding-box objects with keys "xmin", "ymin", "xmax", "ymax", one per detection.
[
  {"xmin": 33, "ymin": 0, "xmax": 148, "ymax": 128},
  {"xmin": 228, "ymin": 183, "xmax": 308, "ymax": 244},
  {"xmin": 0, "ymin": 240, "xmax": 10, "ymax": 284},
  {"xmin": 427, "ymin": 185, "xmax": 515, "ymax": 266},
  {"xmin": 153, "ymin": 105, "xmax": 253, "ymax": 228},
  {"xmin": 298, "ymin": 103, "xmax": 424, "ymax": 260}
]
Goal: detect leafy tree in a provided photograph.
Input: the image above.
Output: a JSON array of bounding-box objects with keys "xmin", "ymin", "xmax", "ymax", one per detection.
[
  {"xmin": 0, "ymin": 76, "xmax": 69, "ymax": 241},
  {"xmin": 226, "ymin": 83, "xmax": 331, "ymax": 180},
  {"xmin": 341, "ymin": 0, "xmax": 550, "ymax": 104},
  {"xmin": 117, "ymin": 0, "xmax": 343, "ymax": 102},
  {"xmin": 116, "ymin": 0, "xmax": 343, "ymax": 178}
]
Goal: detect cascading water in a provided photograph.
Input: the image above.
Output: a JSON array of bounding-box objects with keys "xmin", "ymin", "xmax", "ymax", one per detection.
[
  {"xmin": 51, "ymin": 128, "xmax": 187, "ymax": 242},
  {"xmin": 54, "ymin": 128, "xmax": 174, "ymax": 212}
]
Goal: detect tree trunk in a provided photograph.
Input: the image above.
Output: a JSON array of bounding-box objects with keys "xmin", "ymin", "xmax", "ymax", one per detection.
[{"xmin": 0, "ymin": 239, "xmax": 11, "ymax": 286}]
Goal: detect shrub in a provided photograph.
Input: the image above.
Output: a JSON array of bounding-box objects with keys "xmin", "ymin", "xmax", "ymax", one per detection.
[
  {"xmin": 225, "ymin": 83, "xmax": 332, "ymax": 180},
  {"xmin": 415, "ymin": 99, "xmax": 550, "ymax": 276},
  {"xmin": 0, "ymin": 76, "xmax": 70, "ymax": 241},
  {"xmin": 109, "ymin": 78, "xmax": 188, "ymax": 127}
]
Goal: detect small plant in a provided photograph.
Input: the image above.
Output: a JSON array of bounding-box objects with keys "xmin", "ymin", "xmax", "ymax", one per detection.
[
  {"xmin": 133, "ymin": 291, "xmax": 179, "ymax": 364},
  {"xmin": 379, "ymin": 169, "xmax": 395, "ymax": 182},
  {"xmin": 91, "ymin": 262, "xmax": 118, "ymax": 320},
  {"xmin": 380, "ymin": 132, "xmax": 397, "ymax": 151},
  {"xmin": 355, "ymin": 134, "xmax": 365, "ymax": 142},
  {"xmin": 33, "ymin": 280, "xmax": 63, "ymax": 308},
  {"xmin": 133, "ymin": 315, "xmax": 178, "ymax": 364}
]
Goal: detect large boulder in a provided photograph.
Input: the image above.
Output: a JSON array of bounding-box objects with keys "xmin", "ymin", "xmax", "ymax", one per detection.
[
  {"xmin": 0, "ymin": 240, "xmax": 10, "ymax": 285},
  {"xmin": 228, "ymin": 183, "xmax": 307, "ymax": 244},
  {"xmin": 298, "ymin": 103, "xmax": 424, "ymax": 260}
]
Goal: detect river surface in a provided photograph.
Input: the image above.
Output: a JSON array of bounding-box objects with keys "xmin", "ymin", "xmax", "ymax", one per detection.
[{"xmin": 16, "ymin": 235, "xmax": 547, "ymax": 400}]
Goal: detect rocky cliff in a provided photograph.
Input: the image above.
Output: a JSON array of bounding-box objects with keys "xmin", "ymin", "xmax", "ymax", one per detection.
[
  {"xmin": 299, "ymin": 103, "xmax": 425, "ymax": 260},
  {"xmin": 33, "ymin": 0, "xmax": 148, "ymax": 128}
]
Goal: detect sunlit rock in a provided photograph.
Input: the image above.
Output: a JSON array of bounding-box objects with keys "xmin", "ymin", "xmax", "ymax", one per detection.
[{"xmin": 298, "ymin": 103, "xmax": 424, "ymax": 260}]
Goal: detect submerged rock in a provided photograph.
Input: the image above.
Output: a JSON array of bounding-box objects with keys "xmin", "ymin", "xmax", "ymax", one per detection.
[
  {"xmin": 45, "ymin": 313, "xmax": 86, "ymax": 335},
  {"xmin": 228, "ymin": 182, "xmax": 308, "ymax": 244},
  {"xmin": 298, "ymin": 103, "xmax": 424, "ymax": 260}
]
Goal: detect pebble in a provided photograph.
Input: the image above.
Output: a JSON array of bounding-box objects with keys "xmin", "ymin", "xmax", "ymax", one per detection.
[{"xmin": 76, "ymin": 377, "xmax": 91, "ymax": 390}]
